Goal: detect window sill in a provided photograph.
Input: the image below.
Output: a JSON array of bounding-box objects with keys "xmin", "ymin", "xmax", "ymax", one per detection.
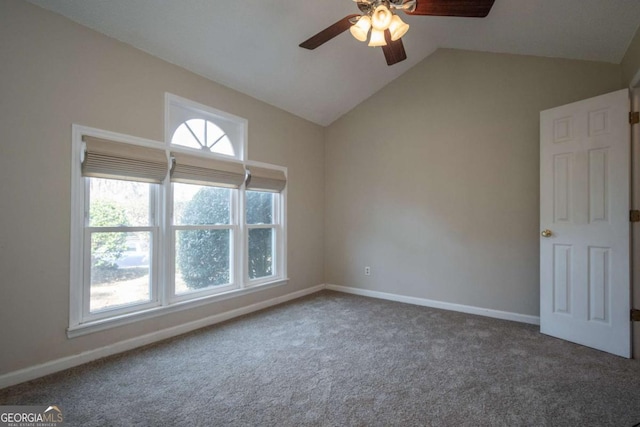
[{"xmin": 67, "ymin": 278, "xmax": 289, "ymax": 338}]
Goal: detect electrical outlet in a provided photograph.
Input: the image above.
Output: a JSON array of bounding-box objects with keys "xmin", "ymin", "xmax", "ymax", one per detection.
[{"xmin": 364, "ymin": 266, "xmax": 371, "ymax": 276}]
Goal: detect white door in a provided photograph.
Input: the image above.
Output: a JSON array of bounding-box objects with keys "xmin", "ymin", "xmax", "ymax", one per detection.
[{"xmin": 540, "ymin": 89, "xmax": 631, "ymax": 358}]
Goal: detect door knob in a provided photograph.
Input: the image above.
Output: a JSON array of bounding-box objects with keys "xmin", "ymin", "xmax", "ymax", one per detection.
[{"xmin": 541, "ymin": 229, "xmax": 553, "ymax": 238}]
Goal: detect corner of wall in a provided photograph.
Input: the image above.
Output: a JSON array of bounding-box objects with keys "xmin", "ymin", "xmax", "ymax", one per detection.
[{"xmin": 621, "ymin": 23, "xmax": 640, "ymax": 87}]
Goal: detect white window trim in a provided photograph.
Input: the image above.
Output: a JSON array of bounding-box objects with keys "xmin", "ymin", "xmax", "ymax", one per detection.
[
  {"xmin": 164, "ymin": 93, "xmax": 248, "ymax": 162},
  {"xmin": 69, "ymin": 124, "xmax": 288, "ymax": 338},
  {"xmin": 244, "ymin": 160, "xmax": 287, "ymax": 287},
  {"xmin": 82, "ymin": 224, "xmax": 160, "ymax": 322},
  {"xmin": 70, "ymin": 125, "xmax": 168, "ymax": 330},
  {"xmin": 67, "ymin": 278, "xmax": 289, "ymax": 338}
]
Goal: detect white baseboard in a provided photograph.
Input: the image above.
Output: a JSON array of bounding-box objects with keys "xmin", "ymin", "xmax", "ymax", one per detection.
[
  {"xmin": 325, "ymin": 284, "xmax": 540, "ymax": 326},
  {"xmin": 0, "ymin": 283, "xmax": 540, "ymax": 389},
  {"xmin": 0, "ymin": 284, "xmax": 325, "ymax": 390}
]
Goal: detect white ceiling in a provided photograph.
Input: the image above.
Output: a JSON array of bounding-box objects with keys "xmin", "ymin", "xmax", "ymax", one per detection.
[{"xmin": 27, "ymin": 0, "xmax": 640, "ymax": 126}]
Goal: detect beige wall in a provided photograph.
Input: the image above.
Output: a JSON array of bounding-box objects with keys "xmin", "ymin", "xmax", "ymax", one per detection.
[
  {"xmin": 0, "ymin": 0, "xmax": 324, "ymax": 374},
  {"xmin": 0, "ymin": 0, "xmax": 636, "ymax": 377},
  {"xmin": 324, "ymin": 49, "xmax": 622, "ymax": 317},
  {"xmin": 622, "ymin": 25, "xmax": 640, "ymax": 87}
]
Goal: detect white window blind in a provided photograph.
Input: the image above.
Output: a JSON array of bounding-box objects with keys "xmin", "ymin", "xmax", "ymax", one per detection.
[
  {"xmin": 82, "ymin": 136, "xmax": 168, "ymax": 183},
  {"xmin": 246, "ymin": 166, "xmax": 286, "ymax": 192},
  {"xmin": 170, "ymin": 152, "xmax": 245, "ymax": 188}
]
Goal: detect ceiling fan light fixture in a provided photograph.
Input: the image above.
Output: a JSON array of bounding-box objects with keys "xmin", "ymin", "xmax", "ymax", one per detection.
[
  {"xmin": 388, "ymin": 14, "xmax": 409, "ymax": 41},
  {"xmin": 299, "ymin": 0, "xmax": 496, "ymax": 66},
  {"xmin": 350, "ymin": 15, "xmax": 371, "ymax": 42},
  {"xmin": 368, "ymin": 28, "xmax": 387, "ymax": 47},
  {"xmin": 371, "ymin": 4, "xmax": 393, "ymax": 31}
]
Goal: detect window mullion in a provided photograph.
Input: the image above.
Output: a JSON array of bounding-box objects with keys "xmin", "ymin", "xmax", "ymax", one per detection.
[
  {"xmin": 246, "ymin": 224, "xmax": 275, "ymax": 229},
  {"xmin": 84, "ymin": 179, "xmax": 90, "ymax": 227},
  {"xmin": 86, "ymin": 226, "xmax": 155, "ymax": 233},
  {"xmin": 82, "ymin": 227, "xmax": 92, "ymax": 322},
  {"xmin": 237, "ymin": 187, "xmax": 245, "ymax": 289},
  {"xmin": 204, "ymin": 120, "xmax": 207, "ymax": 148},
  {"xmin": 173, "ymin": 224, "xmax": 233, "ymax": 231},
  {"xmin": 279, "ymin": 190, "xmax": 286, "ymax": 280},
  {"xmin": 150, "ymin": 181, "xmax": 161, "ymax": 308},
  {"xmin": 164, "ymin": 180, "xmax": 174, "ymax": 305},
  {"xmin": 150, "ymin": 183, "xmax": 157, "ymax": 227},
  {"xmin": 275, "ymin": 194, "xmax": 281, "ymax": 277},
  {"xmin": 81, "ymin": 178, "xmax": 92, "ymax": 322}
]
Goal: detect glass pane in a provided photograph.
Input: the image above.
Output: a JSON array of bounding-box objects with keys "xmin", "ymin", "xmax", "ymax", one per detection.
[
  {"xmin": 171, "ymin": 123, "xmax": 202, "ymax": 150},
  {"xmin": 174, "ymin": 184, "xmax": 230, "ymax": 225},
  {"xmin": 206, "ymin": 121, "xmax": 235, "ymax": 156},
  {"xmin": 246, "ymin": 191, "xmax": 273, "ymax": 224},
  {"xmin": 248, "ymin": 228, "xmax": 273, "ymax": 280},
  {"xmin": 186, "ymin": 119, "xmax": 205, "ymax": 147},
  {"xmin": 90, "ymin": 231, "xmax": 151, "ymax": 312},
  {"xmin": 172, "ymin": 119, "xmax": 236, "ymax": 156},
  {"xmin": 175, "ymin": 229, "xmax": 231, "ymax": 293},
  {"xmin": 211, "ymin": 136, "xmax": 234, "ymax": 156},
  {"xmin": 89, "ymin": 178, "xmax": 150, "ymax": 227},
  {"xmin": 206, "ymin": 121, "xmax": 225, "ymax": 145}
]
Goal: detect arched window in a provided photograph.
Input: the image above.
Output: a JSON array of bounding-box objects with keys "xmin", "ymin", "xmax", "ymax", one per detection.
[
  {"xmin": 166, "ymin": 94, "xmax": 247, "ymax": 160},
  {"xmin": 69, "ymin": 96, "xmax": 285, "ymax": 334},
  {"xmin": 171, "ymin": 119, "xmax": 234, "ymax": 156}
]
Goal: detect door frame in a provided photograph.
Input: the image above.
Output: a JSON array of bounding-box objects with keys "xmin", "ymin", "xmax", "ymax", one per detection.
[
  {"xmin": 540, "ymin": 90, "xmax": 632, "ymax": 357},
  {"xmin": 629, "ymin": 71, "xmax": 640, "ymax": 358}
]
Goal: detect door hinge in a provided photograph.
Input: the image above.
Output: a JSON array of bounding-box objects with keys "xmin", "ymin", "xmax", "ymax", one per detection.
[
  {"xmin": 632, "ymin": 309, "xmax": 640, "ymax": 322},
  {"xmin": 631, "ymin": 210, "xmax": 640, "ymax": 222},
  {"xmin": 630, "ymin": 111, "xmax": 640, "ymax": 125}
]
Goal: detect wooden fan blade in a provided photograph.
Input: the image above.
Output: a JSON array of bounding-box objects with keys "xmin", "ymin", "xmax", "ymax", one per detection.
[
  {"xmin": 381, "ymin": 30, "xmax": 407, "ymax": 66},
  {"xmin": 299, "ymin": 14, "xmax": 360, "ymax": 50},
  {"xmin": 407, "ymin": 0, "xmax": 495, "ymax": 17}
]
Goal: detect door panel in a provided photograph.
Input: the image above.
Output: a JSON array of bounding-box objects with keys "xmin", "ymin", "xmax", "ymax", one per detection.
[
  {"xmin": 553, "ymin": 154, "xmax": 572, "ymax": 222},
  {"xmin": 589, "ymin": 149, "xmax": 609, "ymax": 222},
  {"xmin": 552, "ymin": 244, "xmax": 572, "ymax": 314},
  {"xmin": 588, "ymin": 246, "xmax": 609, "ymax": 323},
  {"xmin": 540, "ymin": 89, "xmax": 631, "ymax": 358}
]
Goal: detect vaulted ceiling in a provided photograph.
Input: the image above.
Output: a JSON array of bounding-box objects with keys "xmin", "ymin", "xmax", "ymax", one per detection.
[{"xmin": 27, "ymin": 0, "xmax": 640, "ymax": 126}]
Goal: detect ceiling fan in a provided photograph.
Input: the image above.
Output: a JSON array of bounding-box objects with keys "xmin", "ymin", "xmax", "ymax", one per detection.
[{"xmin": 299, "ymin": 0, "xmax": 496, "ymax": 66}]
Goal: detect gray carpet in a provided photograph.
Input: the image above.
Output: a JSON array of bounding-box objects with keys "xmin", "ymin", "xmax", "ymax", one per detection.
[{"xmin": 1, "ymin": 290, "xmax": 639, "ymax": 426}]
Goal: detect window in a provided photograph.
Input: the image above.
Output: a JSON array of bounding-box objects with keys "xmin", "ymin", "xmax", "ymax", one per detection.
[
  {"xmin": 166, "ymin": 93, "xmax": 246, "ymax": 161},
  {"xmin": 70, "ymin": 99, "xmax": 286, "ymax": 336},
  {"xmin": 173, "ymin": 184, "xmax": 233, "ymax": 295},
  {"xmin": 87, "ymin": 178, "xmax": 156, "ymax": 315},
  {"xmin": 172, "ymin": 119, "xmax": 234, "ymax": 156},
  {"xmin": 245, "ymin": 166, "xmax": 286, "ymax": 284},
  {"xmin": 247, "ymin": 191, "xmax": 276, "ymax": 280},
  {"xmin": 168, "ymin": 151, "xmax": 245, "ymax": 299}
]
